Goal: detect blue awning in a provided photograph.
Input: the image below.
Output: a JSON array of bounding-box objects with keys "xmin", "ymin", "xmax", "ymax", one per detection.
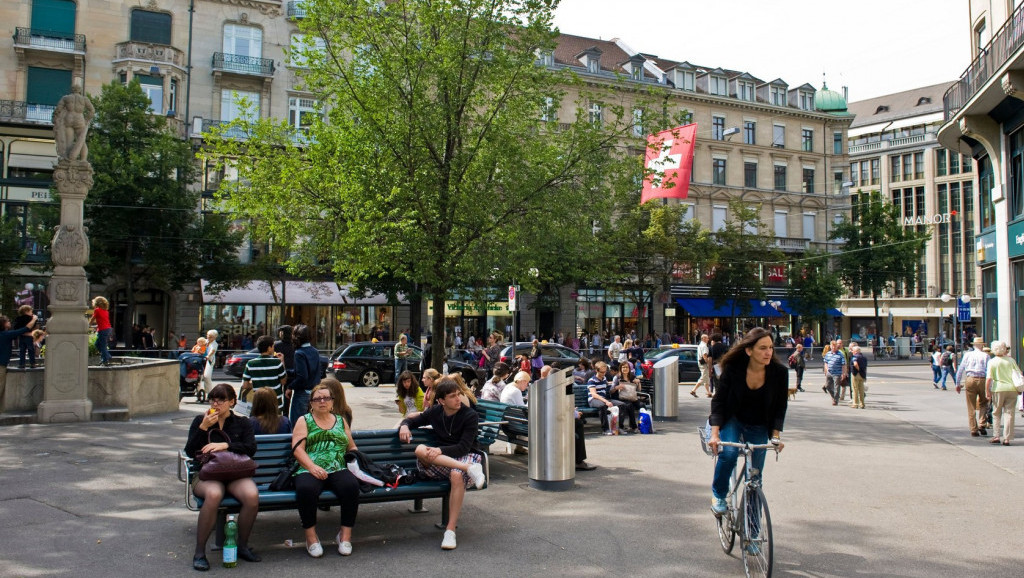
[
  {"xmin": 775, "ymin": 299, "xmax": 843, "ymax": 317},
  {"xmin": 675, "ymin": 298, "xmax": 783, "ymax": 318},
  {"xmin": 747, "ymin": 299, "xmax": 784, "ymax": 317}
]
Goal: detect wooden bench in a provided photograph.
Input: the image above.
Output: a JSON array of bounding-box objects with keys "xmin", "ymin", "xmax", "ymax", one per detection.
[
  {"xmin": 179, "ymin": 429, "xmax": 488, "ymax": 545},
  {"xmin": 573, "ymin": 385, "xmax": 601, "ymax": 420},
  {"xmin": 475, "ymin": 400, "xmax": 528, "ymax": 451}
]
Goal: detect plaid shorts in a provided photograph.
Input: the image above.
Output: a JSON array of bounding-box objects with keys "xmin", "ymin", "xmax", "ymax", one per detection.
[{"xmin": 417, "ymin": 452, "xmax": 482, "ymax": 490}]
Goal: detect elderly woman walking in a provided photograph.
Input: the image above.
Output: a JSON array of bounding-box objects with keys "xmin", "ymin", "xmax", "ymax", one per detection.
[{"xmin": 986, "ymin": 340, "xmax": 1022, "ymax": 446}]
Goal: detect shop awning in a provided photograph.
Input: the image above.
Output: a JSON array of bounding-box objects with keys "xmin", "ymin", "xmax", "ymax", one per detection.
[
  {"xmin": 201, "ymin": 280, "xmax": 400, "ymax": 305},
  {"xmin": 775, "ymin": 299, "xmax": 844, "ymax": 318},
  {"xmin": 675, "ymin": 298, "xmax": 783, "ymax": 318}
]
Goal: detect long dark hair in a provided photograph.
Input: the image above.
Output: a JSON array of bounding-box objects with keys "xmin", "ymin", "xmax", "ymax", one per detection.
[
  {"xmin": 251, "ymin": 387, "xmax": 284, "ymax": 433},
  {"xmin": 395, "ymin": 370, "xmax": 420, "ymax": 398},
  {"xmin": 718, "ymin": 327, "xmax": 782, "ymax": 373},
  {"xmin": 293, "ymin": 324, "xmax": 313, "ymax": 346}
]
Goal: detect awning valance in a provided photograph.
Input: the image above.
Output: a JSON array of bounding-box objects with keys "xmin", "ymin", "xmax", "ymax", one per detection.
[
  {"xmin": 776, "ymin": 299, "xmax": 844, "ymax": 318},
  {"xmin": 201, "ymin": 280, "xmax": 400, "ymax": 305},
  {"xmin": 675, "ymin": 298, "xmax": 782, "ymax": 318}
]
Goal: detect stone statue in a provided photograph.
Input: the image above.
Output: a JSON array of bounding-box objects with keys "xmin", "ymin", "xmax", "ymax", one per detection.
[{"xmin": 52, "ymin": 85, "xmax": 94, "ymax": 162}]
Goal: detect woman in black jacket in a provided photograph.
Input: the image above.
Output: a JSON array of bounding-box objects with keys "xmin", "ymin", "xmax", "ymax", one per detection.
[{"xmin": 707, "ymin": 327, "xmax": 788, "ymax": 515}]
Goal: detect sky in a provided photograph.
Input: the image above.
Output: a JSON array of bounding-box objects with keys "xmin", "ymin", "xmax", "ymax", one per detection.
[{"xmin": 553, "ymin": 0, "xmax": 971, "ymax": 102}]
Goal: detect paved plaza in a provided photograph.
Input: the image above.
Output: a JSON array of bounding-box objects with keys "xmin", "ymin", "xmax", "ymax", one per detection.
[{"xmin": 0, "ymin": 361, "xmax": 1021, "ymax": 577}]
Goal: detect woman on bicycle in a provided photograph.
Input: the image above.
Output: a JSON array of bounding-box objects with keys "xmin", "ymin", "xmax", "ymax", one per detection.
[{"xmin": 708, "ymin": 327, "xmax": 788, "ymax": 515}]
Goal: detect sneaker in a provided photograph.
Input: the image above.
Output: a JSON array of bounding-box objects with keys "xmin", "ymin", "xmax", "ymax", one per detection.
[
  {"xmin": 441, "ymin": 530, "xmax": 457, "ymax": 550},
  {"xmin": 467, "ymin": 463, "xmax": 485, "ymax": 490},
  {"xmin": 307, "ymin": 541, "xmax": 323, "ymax": 558},
  {"xmin": 979, "ymin": 428, "xmax": 988, "ymax": 436},
  {"xmin": 711, "ymin": 497, "xmax": 728, "ymax": 515},
  {"xmin": 336, "ymin": 532, "xmax": 352, "ymax": 556},
  {"xmin": 602, "ymin": 431, "xmax": 614, "ymax": 436}
]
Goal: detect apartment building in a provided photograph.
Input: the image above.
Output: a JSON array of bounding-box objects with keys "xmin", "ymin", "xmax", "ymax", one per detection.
[
  {"xmin": 844, "ymin": 83, "xmax": 978, "ymax": 344},
  {"xmin": 938, "ymin": 0, "xmax": 1024, "ymax": 360}
]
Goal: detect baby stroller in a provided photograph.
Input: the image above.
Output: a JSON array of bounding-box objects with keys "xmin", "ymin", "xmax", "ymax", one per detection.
[{"xmin": 178, "ymin": 352, "xmax": 207, "ymax": 402}]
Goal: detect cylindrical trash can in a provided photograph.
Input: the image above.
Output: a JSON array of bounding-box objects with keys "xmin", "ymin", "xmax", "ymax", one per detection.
[
  {"xmin": 528, "ymin": 366, "xmax": 575, "ymax": 491},
  {"xmin": 895, "ymin": 336, "xmax": 910, "ymax": 358},
  {"xmin": 652, "ymin": 356, "xmax": 679, "ymax": 421}
]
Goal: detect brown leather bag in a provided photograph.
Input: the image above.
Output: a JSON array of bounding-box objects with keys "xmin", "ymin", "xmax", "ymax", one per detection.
[{"xmin": 196, "ymin": 429, "xmax": 257, "ymax": 482}]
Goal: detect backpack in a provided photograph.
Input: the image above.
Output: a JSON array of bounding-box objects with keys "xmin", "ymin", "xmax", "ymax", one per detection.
[
  {"xmin": 788, "ymin": 353, "xmax": 799, "ymax": 369},
  {"xmin": 344, "ymin": 450, "xmax": 419, "ymax": 492},
  {"xmin": 940, "ymin": 351, "xmax": 952, "ymax": 366}
]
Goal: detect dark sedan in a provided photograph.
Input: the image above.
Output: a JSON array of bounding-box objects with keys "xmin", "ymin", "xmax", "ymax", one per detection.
[
  {"xmin": 639, "ymin": 345, "xmax": 701, "ymax": 383},
  {"xmin": 224, "ymin": 349, "xmax": 329, "ymax": 379},
  {"xmin": 499, "ymin": 342, "xmax": 582, "ymax": 370},
  {"xmin": 330, "ymin": 341, "xmax": 422, "ymax": 387}
]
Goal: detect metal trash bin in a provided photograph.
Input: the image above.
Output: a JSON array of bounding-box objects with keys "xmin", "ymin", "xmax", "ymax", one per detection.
[
  {"xmin": 528, "ymin": 366, "xmax": 575, "ymax": 491},
  {"xmin": 652, "ymin": 356, "xmax": 679, "ymax": 421},
  {"xmin": 895, "ymin": 336, "xmax": 911, "ymax": 358}
]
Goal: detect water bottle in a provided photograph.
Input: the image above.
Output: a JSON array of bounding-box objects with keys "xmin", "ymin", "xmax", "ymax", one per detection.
[
  {"xmin": 442, "ymin": 361, "xmax": 449, "ymax": 374},
  {"xmin": 223, "ymin": 514, "xmax": 238, "ymax": 568}
]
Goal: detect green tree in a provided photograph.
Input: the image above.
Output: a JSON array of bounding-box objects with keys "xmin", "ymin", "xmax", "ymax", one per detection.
[
  {"xmin": 203, "ymin": 0, "xmax": 664, "ymax": 368},
  {"xmin": 786, "ymin": 249, "xmax": 843, "ymax": 337},
  {"xmin": 829, "ymin": 189, "xmax": 929, "ymax": 345},
  {"xmin": 83, "ymin": 80, "xmax": 243, "ymax": 343},
  {"xmin": 0, "ymin": 217, "xmax": 28, "ymax": 315},
  {"xmin": 708, "ymin": 200, "xmax": 783, "ymax": 334}
]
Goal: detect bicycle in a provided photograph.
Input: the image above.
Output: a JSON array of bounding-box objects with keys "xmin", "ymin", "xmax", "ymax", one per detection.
[{"xmin": 700, "ymin": 428, "xmax": 781, "ymax": 578}]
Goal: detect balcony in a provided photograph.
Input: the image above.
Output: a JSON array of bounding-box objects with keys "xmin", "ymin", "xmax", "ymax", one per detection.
[
  {"xmin": 944, "ymin": 1, "xmax": 1024, "ymax": 120},
  {"xmin": 287, "ymin": 1, "xmax": 307, "ymax": 19},
  {"xmin": 0, "ymin": 100, "xmax": 55, "ymax": 125},
  {"xmin": 848, "ymin": 132, "xmax": 936, "ymax": 154},
  {"xmin": 212, "ymin": 52, "xmax": 274, "ymax": 77},
  {"xmin": 774, "ymin": 236, "xmax": 810, "ymax": 253},
  {"xmin": 114, "ymin": 41, "xmax": 186, "ymax": 72},
  {"xmin": 13, "ymin": 27, "xmax": 86, "ymax": 54}
]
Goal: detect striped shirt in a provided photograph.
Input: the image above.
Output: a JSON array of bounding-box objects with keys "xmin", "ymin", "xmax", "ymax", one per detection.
[
  {"xmin": 956, "ymin": 348, "xmax": 989, "ymax": 382},
  {"xmin": 823, "ymin": 350, "xmax": 846, "ymax": 376},
  {"xmin": 243, "ymin": 355, "xmax": 286, "ymax": 404}
]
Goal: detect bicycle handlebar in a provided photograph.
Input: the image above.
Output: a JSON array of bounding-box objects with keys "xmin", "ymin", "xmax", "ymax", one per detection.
[{"xmin": 716, "ymin": 441, "xmax": 781, "ymax": 451}]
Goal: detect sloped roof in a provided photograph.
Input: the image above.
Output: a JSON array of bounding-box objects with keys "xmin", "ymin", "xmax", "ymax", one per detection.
[{"xmin": 848, "ymin": 82, "xmax": 953, "ymax": 128}]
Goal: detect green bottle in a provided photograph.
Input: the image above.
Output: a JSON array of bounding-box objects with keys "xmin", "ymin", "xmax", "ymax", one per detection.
[{"xmin": 223, "ymin": 514, "xmax": 237, "ymax": 568}]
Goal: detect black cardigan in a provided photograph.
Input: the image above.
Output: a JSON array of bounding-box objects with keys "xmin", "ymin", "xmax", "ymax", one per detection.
[
  {"xmin": 709, "ymin": 359, "xmax": 789, "ymax": 432},
  {"xmin": 184, "ymin": 412, "xmax": 257, "ymax": 460}
]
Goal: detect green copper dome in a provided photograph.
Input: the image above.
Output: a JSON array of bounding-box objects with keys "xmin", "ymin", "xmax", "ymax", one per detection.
[{"xmin": 815, "ymin": 82, "xmax": 847, "ymax": 113}]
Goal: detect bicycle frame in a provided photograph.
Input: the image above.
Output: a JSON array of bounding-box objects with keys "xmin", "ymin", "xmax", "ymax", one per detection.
[{"xmin": 712, "ymin": 439, "xmax": 779, "ymax": 578}]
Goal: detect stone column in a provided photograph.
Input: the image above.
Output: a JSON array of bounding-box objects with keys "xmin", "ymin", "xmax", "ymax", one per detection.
[{"xmin": 38, "ymin": 160, "xmax": 93, "ymax": 423}]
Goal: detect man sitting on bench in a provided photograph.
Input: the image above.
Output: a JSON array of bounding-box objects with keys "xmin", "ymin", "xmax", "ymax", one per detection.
[
  {"xmin": 399, "ymin": 377, "xmax": 486, "ymax": 550},
  {"xmin": 540, "ymin": 366, "xmax": 596, "ymax": 471}
]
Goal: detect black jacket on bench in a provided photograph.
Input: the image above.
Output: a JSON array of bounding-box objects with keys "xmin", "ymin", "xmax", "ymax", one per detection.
[
  {"xmin": 185, "ymin": 412, "xmax": 257, "ymax": 460},
  {"xmin": 400, "ymin": 404, "xmax": 478, "ymax": 459}
]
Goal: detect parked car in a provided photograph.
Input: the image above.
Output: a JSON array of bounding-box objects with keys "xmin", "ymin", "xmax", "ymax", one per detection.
[
  {"xmin": 224, "ymin": 349, "xmax": 329, "ymax": 379},
  {"xmin": 638, "ymin": 345, "xmax": 701, "ymax": 383},
  {"xmin": 443, "ymin": 356, "xmax": 486, "ymax": 389},
  {"xmin": 330, "ymin": 341, "xmax": 422, "ymax": 387},
  {"xmin": 498, "ymin": 342, "xmax": 582, "ymax": 370}
]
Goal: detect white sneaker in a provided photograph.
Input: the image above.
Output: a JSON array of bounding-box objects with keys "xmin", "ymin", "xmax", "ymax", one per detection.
[
  {"xmin": 467, "ymin": 463, "xmax": 485, "ymax": 489},
  {"xmin": 441, "ymin": 530, "xmax": 457, "ymax": 550},
  {"xmin": 337, "ymin": 532, "xmax": 352, "ymax": 556},
  {"xmin": 307, "ymin": 541, "xmax": 323, "ymax": 558}
]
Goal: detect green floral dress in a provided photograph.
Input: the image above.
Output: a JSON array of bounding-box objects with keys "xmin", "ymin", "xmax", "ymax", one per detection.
[{"xmin": 295, "ymin": 413, "xmax": 349, "ymax": 475}]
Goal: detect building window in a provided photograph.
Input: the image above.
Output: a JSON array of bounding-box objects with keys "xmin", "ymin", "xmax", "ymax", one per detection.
[
  {"xmin": 289, "ymin": 34, "xmax": 326, "ymax": 68},
  {"xmin": 834, "ymin": 170, "xmax": 844, "ymax": 191},
  {"xmin": 1010, "ymin": 130, "xmax": 1024, "ymax": 219},
  {"xmin": 712, "ymin": 116, "xmax": 725, "ymax": 140},
  {"xmin": 712, "ymin": 206, "xmax": 727, "ymax": 232},
  {"xmin": 770, "ymin": 86, "xmax": 786, "ymax": 106},
  {"xmin": 738, "ymin": 81, "xmax": 755, "ymax": 101},
  {"xmin": 224, "ymin": 23, "xmax": 262, "ymax": 58},
  {"xmin": 802, "ymin": 213, "xmax": 816, "ymax": 241},
  {"xmin": 677, "ymin": 70, "xmax": 695, "ymax": 91},
  {"xmin": 772, "ymin": 124, "xmax": 785, "ymax": 148},
  {"xmin": 130, "ymin": 9, "xmax": 172, "ymax": 45},
  {"xmin": 681, "ymin": 202, "xmax": 695, "ymax": 222},
  {"xmin": 936, "ymin": 149, "xmax": 947, "ymax": 176},
  {"xmin": 870, "ymin": 158, "xmax": 880, "ymax": 185},
  {"xmin": 288, "ymin": 97, "xmax": 319, "ymax": 131},
  {"xmin": 799, "ymin": 91, "xmax": 814, "ymax": 110},
  {"xmin": 801, "ymin": 129, "xmax": 813, "ymax": 152},
  {"xmin": 833, "ymin": 131, "xmax": 843, "ymax": 154},
  {"xmin": 802, "ymin": 168, "xmax": 815, "ymax": 193},
  {"xmin": 588, "ymin": 102, "xmax": 602, "ymax": 127},
  {"xmin": 949, "ymin": 152, "xmax": 960, "ymax": 174},
  {"xmin": 26, "ymin": 66, "xmax": 72, "ymax": 120},
  {"xmin": 914, "ymin": 186, "xmax": 925, "ymax": 216},
  {"xmin": 712, "ymin": 158, "xmax": 727, "ymax": 185},
  {"xmin": 541, "ymin": 96, "xmax": 556, "ymax": 122},
  {"xmin": 774, "ymin": 165, "xmax": 787, "ymax": 191},
  {"xmin": 221, "ymin": 89, "xmax": 261, "ymax": 122},
  {"xmin": 891, "ymin": 156, "xmax": 901, "ymax": 182},
  {"xmin": 710, "ymin": 75, "xmax": 728, "ymax": 96},
  {"xmin": 136, "ymin": 74, "xmax": 164, "ymax": 114},
  {"xmin": 743, "ymin": 121, "xmax": 756, "ymax": 145},
  {"xmin": 31, "ymin": 0, "xmax": 76, "ymax": 37},
  {"xmin": 902, "ymin": 154, "xmax": 913, "ymax": 181},
  {"xmin": 632, "ymin": 108, "xmax": 644, "ymax": 137},
  {"xmin": 962, "ymin": 154, "xmax": 972, "ymax": 172},
  {"xmin": 850, "ymin": 162, "xmax": 859, "ymax": 186},
  {"xmin": 774, "ymin": 211, "xmax": 788, "ymax": 237},
  {"xmin": 586, "ymin": 55, "xmax": 600, "ymax": 73},
  {"xmin": 744, "ymin": 162, "xmax": 757, "ymax": 188},
  {"xmin": 914, "ymin": 151, "xmax": 924, "ymax": 179}
]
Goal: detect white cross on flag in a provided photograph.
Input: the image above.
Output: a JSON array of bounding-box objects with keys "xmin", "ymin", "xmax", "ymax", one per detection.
[{"xmin": 641, "ymin": 124, "xmax": 697, "ymax": 204}]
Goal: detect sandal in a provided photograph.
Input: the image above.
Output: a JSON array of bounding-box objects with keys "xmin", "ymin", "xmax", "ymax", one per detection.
[{"xmin": 989, "ymin": 437, "xmax": 1001, "ymax": 444}]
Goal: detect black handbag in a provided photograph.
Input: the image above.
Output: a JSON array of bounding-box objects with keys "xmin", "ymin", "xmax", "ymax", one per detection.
[
  {"xmin": 269, "ymin": 438, "xmax": 306, "ymax": 491},
  {"xmin": 196, "ymin": 429, "xmax": 257, "ymax": 482}
]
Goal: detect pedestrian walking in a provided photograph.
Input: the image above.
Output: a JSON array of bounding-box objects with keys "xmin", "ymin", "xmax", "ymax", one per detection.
[
  {"xmin": 955, "ymin": 337, "xmax": 990, "ymax": 437},
  {"xmin": 849, "ymin": 344, "xmax": 867, "ymax": 409},
  {"xmin": 985, "ymin": 340, "xmax": 1021, "ymax": 445}
]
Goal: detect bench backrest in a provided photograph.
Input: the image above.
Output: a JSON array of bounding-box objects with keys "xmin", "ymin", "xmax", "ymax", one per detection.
[
  {"xmin": 248, "ymin": 430, "xmax": 437, "ymax": 487},
  {"xmin": 475, "ymin": 400, "xmax": 506, "ymax": 446}
]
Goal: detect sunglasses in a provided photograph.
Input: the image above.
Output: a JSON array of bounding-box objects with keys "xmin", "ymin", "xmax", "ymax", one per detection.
[{"xmin": 311, "ymin": 396, "xmax": 334, "ymax": 403}]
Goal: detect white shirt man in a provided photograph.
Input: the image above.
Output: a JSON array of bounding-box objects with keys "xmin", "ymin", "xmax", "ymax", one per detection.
[
  {"xmin": 690, "ymin": 334, "xmax": 711, "ymax": 397},
  {"xmin": 607, "ymin": 336, "xmax": 622, "ymax": 363}
]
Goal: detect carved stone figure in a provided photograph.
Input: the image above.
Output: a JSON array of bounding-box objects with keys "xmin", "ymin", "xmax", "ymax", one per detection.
[
  {"xmin": 52, "ymin": 85, "xmax": 95, "ymax": 162},
  {"xmin": 51, "ymin": 224, "xmax": 89, "ymax": 267}
]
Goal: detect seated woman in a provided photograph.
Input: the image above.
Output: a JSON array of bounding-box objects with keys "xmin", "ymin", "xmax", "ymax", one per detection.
[
  {"xmin": 587, "ymin": 361, "xmax": 629, "ymax": 435},
  {"xmin": 572, "ymin": 358, "xmax": 594, "ymax": 385},
  {"xmin": 478, "ymin": 361, "xmax": 511, "ymax": 401},
  {"xmin": 291, "ymin": 383, "xmax": 361, "ymax": 558},
  {"xmin": 421, "ymin": 368, "xmax": 441, "ymax": 409},
  {"xmin": 184, "ymin": 383, "xmax": 260, "ymax": 571},
  {"xmin": 609, "ymin": 363, "xmax": 642, "ymax": 433},
  {"xmin": 321, "ymin": 377, "xmax": 354, "ymax": 427},
  {"xmin": 447, "ymin": 372, "xmax": 478, "ymax": 409},
  {"xmin": 249, "ymin": 387, "xmax": 292, "ymax": 434},
  {"xmin": 394, "ymin": 371, "xmax": 424, "ymax": 417}
]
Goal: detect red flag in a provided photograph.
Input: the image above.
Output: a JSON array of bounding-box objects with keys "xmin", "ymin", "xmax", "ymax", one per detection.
[{"xmin": 641, "ymin": 124, "xmax": 697, "ymax": 204}]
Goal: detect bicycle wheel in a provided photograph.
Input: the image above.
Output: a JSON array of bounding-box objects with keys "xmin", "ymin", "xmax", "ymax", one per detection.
[
  {"xmin": 716, "ymin": 506, "xmax": 735, "ymax": 553},
  {"xmin": 740, "ymin": 487, "xmax": 773, "ymax": 578}
]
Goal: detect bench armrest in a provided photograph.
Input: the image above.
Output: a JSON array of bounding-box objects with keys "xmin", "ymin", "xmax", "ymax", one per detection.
[
  {"xmin": 478, "ymin": 420, "xmax": 508, "ymax": 426},
  {"xmin": 179, "ymin": 449, "xmax": 199, "ymax": 511}
]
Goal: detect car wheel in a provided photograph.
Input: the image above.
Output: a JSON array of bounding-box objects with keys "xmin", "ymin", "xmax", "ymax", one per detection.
[{"xmin": 360, "ymin": 369, "xmax": 381, "ymax": 388}]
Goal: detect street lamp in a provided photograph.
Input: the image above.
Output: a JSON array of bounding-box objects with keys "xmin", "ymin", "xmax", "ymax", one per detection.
[{"xmin": 940, "ymin": 293, "xmax": 972, "ymax": 351}]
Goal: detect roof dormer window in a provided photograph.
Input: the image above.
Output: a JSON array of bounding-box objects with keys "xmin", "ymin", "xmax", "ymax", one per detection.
[
  {"xmin": 710, "ymin": 75, "xmax": 728, "ymax": 96},
  {"xmin": 577, "ymin": 47, "xmax": 603, "ymax": 74},
  {"xmin": 537, "ymin": 49, "xmax": 554, "ymax": 67},
  {"xmin": 798, "ymin": 90, "xmax": 814, "ymax": 110},
  {"xmin": 737, "ymin": 80, "xmax": 755, "ymax": 101},
  {"xmin": 770, "ymin": 86, "xmax": 786, "ymax": 106},
  {"xmin": 675, "ymin": 69, "xmax": 695, "ymax": 91},
  {"xmin": 874, "ymin": 105, "xmax": 889, "ymax": 114},
  {"xmin": 916, "ymin": 96, "xmax": 931, "ymax": 106}
]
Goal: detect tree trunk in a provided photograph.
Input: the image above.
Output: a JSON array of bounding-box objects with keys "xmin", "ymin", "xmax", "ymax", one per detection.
[{"xmin": 430, "ymin": 291, "xmax": 445, "ymax": 371}]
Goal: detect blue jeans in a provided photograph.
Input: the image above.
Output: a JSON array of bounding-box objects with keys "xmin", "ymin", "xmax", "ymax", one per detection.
[
  {"xmin": 932, "ymin": 363, "xmax": 942, "ymax": 383},
  {"xmin": 289, "ymin": 389, "xmax": 310, "ymax": 425},
  {"xmin": 940, "ymin": 366, "xmax": 955, "ymax": 389},
  {"xmin": 97, "ymin": 328, "xmax": 112, "ymax": 363},
  {"xmin": 394, "ymin": 358, "xmax": 408, "ymax": 381},
  {"xmin": 712, "ymin": 418, "xmax": 769, "ymax": 500}
]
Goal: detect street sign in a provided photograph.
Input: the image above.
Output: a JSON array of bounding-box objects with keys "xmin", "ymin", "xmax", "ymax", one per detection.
[
  {"xmin": 508, "ymin": 285, "xmax": 517, "ymax": 312},
  {"xmin": 957, "ymin": 301, "xmax": 971, "ymax": 323}
]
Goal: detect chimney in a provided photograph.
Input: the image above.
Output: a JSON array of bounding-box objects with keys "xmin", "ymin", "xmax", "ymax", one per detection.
[{"xmin": 843, "ymin": 86, "xmax": 848, "ymax": 101}]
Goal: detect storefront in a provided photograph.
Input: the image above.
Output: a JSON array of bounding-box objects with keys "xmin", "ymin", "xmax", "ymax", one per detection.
[
  {"xmin": 574, "ymin": 288, "xmax": 650, "ymax": 340},
  {"xmin": 672, "ymin": 298, "xmax": 784, "ymax": 342},
  {"xmin": 200, "ymin": 280, "xmax": 401, "ymax": 353},
  {"xmin": 427, "ymin": 299, "xmax": 512, "ymax": 344}
]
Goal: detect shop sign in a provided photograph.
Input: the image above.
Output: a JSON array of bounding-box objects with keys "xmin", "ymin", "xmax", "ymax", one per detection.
[
  {"xmin": 6, "ymin": 186, "xmax": 51, "ymax": 202},
  {"xmin": 766, "ymin": 265, "xmax": 786, "ymax": 282},
  {"xmin": 903, "ymin": 211, "xmax": 954, "ymax": 226},
  {"xmin": 427, "ymin": 300, "xmax": 511, "ymax": 317},
  {"xmin": 976, "ymin": 231, "xmax": 997, "ymax": 265},
  {"xmin": 1008, "ymin": 220, "xmax": 1024, "ymax": 259}
]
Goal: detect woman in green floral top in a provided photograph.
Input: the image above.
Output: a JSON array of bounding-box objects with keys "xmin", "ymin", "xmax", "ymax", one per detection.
[{"xmin": 292, "ymin": 383, "xmax": 361, "ymax": 558}]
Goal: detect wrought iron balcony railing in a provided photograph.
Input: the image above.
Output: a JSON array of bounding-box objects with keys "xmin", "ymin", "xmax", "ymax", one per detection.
[
  {"xmin": 287, "ymin": 1, "xmax": 307, "ymax": 19},
  {"xmin": 13, "ymin": 27, "xmax": 86, "ymax": 52},
  {"xmin": 944, "ymin": 1, "xmax": 1024, "ymax": 120},
  {"xmin": 212, "ymin": 52, "xmax": 274, "ymax": 76},
  {"xmin": 0, "ymin": 100, "xmax": 55, "ymax": 124}
]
